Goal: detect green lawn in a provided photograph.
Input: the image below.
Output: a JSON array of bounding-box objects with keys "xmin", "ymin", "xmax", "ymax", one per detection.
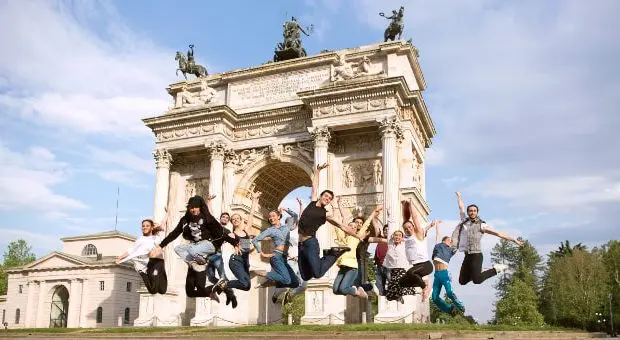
[{"xmin": 2, "ymin": 323, "xmax": 581, "ymax": 334}]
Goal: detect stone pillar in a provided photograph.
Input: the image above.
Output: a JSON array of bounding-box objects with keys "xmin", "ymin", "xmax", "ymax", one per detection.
[
  {"xmin": 206, "ymin": 140, "xmax": 229, "ymax": 218},
  {"xmin": 301, "ymin": 126, "xmax": 345, "ymax": 325},
  {"xmin": 25, "ymin": 281, "xmax": 38, "ymax": 327},
  {"xmin": 399, "ymin": 129, "xmax": 415, "ymax": 189},
  {"xmin": 221, "ymin": 149, "xmax": 237, "ymax": 214},
  {"xmin": 79, "ymin": 279, "xmax": 89, "ymax": 327},
  {"xmin": 67, "ymin": 279, "xmax": 83, "ymax": 328},
  {"xmin": 379, "ymin": 116, "xmax": 403, "ymax": 224},
  {"xmin": 35, "ymin": 281, "xmax": 47, "ymax": 328},
  {"xmin": 375, "ymin": 116, "xmax": 415, "ymax": 324},
  {"xmin": 153, "ymin": 149, "xmax": 172, "ymax": 222}
]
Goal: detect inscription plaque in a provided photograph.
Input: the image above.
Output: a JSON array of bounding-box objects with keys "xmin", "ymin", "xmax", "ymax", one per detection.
[{"xmin": 228, "ymin": 67, "xmax": 330, "ymax": 109}]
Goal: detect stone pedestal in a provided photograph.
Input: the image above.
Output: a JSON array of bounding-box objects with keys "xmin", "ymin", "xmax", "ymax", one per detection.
[{"xmin": 134, "ymin": 290, "xmax": 182, "ymax": 327}]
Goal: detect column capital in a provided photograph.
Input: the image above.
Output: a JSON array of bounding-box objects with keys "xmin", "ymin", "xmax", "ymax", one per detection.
[
  {"xmin": 223, "ymin": 149, "xmax": 237, "ymax": 167},
  {"xmin": 379, "ymin": 116, "xmax": 404, "ymax": 142},
  {"xmin": 206, "ymin": 139, "xmax": 232, "ymax": 161},
  {"xmin": 309, "ymin": 126, "xmax": 331, "ymax": 147},
  {"xmin": 153, "ymin": 148, "xmax": 173, "ymax": 168}
]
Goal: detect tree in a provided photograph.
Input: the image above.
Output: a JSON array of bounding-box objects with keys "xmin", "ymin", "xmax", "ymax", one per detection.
[
  {"xmin": 491, "ymin": 238, "xmax": 542, "ymax": 297},
  {"xmin": 491, "ymin": 239, "xmax": 519, "ymax": 297},
  {"xmin": 541, "ymin": 247, "xmax": 608, "ymax": 329},
  {"xmin": 0, "ymin": 240, "xmax": 36, "ymax": 295},
  {"xmin": 495, "ymin": 278, "xmax": 545, "ymax": 326}
]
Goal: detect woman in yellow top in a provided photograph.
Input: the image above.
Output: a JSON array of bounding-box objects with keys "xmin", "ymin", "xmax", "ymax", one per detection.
[{"xmin": 332, "ymin": 201, "xmax": 383, "ymax": 299}]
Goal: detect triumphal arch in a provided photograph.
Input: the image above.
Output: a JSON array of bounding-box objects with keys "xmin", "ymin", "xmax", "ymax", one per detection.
[{"xmin": 137, "ymin": 40, "xmax": 436, "ymax": 327}]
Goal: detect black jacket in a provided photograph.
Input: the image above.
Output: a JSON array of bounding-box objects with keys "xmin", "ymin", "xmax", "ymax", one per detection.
[{"xmin": 159, "ymin": 214, "xmax": 238, "ymax": 248}]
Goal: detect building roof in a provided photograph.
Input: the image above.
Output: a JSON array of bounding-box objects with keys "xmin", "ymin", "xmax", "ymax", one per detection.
[
  {"xmin": 60, "ymin": 230, "xmax": 136, "ymax": 242},
  {"xmin": 5, "ymin": 251, "xmax": 132, "ymax": 273}
]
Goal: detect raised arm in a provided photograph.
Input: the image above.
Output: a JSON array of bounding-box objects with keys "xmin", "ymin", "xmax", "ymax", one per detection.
[
  {"xmin": 282, "ymin": 207, "xmax": 298, "ymax": 229},
  {"xmin": 358, "ymin": 206, "xmax": 383, "ymax": 238},
  {"xmin": 385, "ymin": 207, "xmax": 397, "ymax": 240},
  {"xmin": 456, "ymin": 191, "xmax": 466, "ymax": 220},
  {"xmin": 246, "ymin": 191, "xmax": 261, "ymax": 230},
  {"xmin": 407, "ymin": 198, "xmax": 425, "ymax": 238},
  {"xmin": 206, "ymin": 194, "xmax": 216, "ymax": 214},
  {"xmin": 483, "ymin": 224, "xmax": 524, "ymax": 246},
  {"xmin": 333, "ymin": 196, "xmax": 348, "ymax": 244},
  {"xmin": 326, "ymin": 211, "xmax": 361, "ymax": 239},
  {"xmin": 310, "ymin": 163, "xmax": 328, "ymax": 201},
  {"xmin": 435, "ymin": 220, "xmax": 441, "ymax": 244}
]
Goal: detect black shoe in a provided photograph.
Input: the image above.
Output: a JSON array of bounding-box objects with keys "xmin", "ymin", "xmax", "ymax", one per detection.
[
  {"xmin": 328, "ymin": 246, "xmax": 351, "ymax": 256},
  {"xmin": 231, "ymin": 295, "xmax": 238, "ymax": 308},
  {"xmin": 322, "ymin": 249, "xmax": 329, "ymax": 257},
  {"xmin": 272, "ymin": 291, "xmax": 279, "ymax": 304}
]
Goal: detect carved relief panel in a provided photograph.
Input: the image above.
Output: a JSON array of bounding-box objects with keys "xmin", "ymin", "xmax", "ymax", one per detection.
[
  {"xmin": 329, "ymin": 133, "xmax": 381, "ymax": 154},
  {"xmin": 341, "ymin": 159, "xmax": 382, "ymax": 189},
  {"xmin": 185, "ymin": 178, "xmax": 210, "ymax": 201}
]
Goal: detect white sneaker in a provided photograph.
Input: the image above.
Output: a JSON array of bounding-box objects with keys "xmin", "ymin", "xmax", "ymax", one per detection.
[
  {"xmin": 493, "ymin": 264, "xmax": 508, "ymax": 273},
  {"xmin": 371, "ymin": 282, "xmax": 380, "ymax": 296},
  {"xmin": 357, "ymin": 287, "xmax": 368, "ymax": 299}
]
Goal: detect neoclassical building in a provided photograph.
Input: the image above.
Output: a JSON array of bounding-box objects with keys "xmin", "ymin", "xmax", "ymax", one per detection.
[{"xmin": 0, "ymin": 231, "xmax": 142, "ymax": 329}]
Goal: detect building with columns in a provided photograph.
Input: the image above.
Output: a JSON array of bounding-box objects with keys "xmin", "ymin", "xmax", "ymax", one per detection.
[
  {"xmin": 141, "ymin": 40, "xmax": 435, "ymax": 326},
  {"xmin": 0, "ymin": 231, "xmax": 141, "ymax": 329}
]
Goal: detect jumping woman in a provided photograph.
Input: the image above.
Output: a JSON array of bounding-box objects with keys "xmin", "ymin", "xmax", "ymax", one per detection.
[{"xmin": 116, "ymin": 213, "xmax": 169, "ymax": 295}]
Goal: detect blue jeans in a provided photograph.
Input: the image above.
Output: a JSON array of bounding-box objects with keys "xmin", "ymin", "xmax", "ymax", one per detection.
[
  {"xmin": 375, "ymin": 265, "xmax": 389, "ymax": 296},
  {"xmin": 432, "ymin": 269, "xmax": 464, "ymax": 313},
  {"xmin": 206, "ymin": 252, "xmax": 227, "ymax": 283},
  {"xmin": 287, "ymin": 258, "xmax": 307, "ymax": 295},
  {"xmin": 298, "ymin": 237, "xmax": 337, "ymax": 281},
  {"xmin": 267, "ymin": 252, "xmax": 300, "ymax": 288},
  {"xmin": 227, "ymin": 252, "xmax": 250, "ymax": 291},
  {"xmin": 174, "ymin": 240, "xmax": 215, "ymax": 264},
  {"xmin": 333, "ymin": 266, "xmax": 358, "ymax": 296}
]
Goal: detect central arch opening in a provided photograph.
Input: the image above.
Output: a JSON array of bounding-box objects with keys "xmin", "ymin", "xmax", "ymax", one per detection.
[
  {"xmin": 250, "ymin": 162, "xmax": 312, "ymax": 212},
  {"xmin": 49, "ymin": 285, "xmax": 69, "ymax": 328}
]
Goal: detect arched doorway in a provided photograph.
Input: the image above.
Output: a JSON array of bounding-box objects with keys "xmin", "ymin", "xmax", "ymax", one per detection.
[
  {"xmin": 49, "ymin": 285, "xmax": 69, "ymax": 328},
  {"xmin": 233, "ymin": 157, "xmax": 313, "ymax": 231}
]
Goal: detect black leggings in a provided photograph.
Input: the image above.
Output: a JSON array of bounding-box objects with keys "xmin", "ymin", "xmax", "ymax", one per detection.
[
  {"xmin": 399, "ymin": 261, "xmax": 434, "ymax": 288},
  {"xmin": 459, "ymin": 252, "xmax": 497, "ymax": 285},
  {"xmin": 139, "ymin": 258, "xmax": 167, "ymax": 294},
  {"xmin": 185, "ymin": 268, "xmax": 213, "ymax": 297}
]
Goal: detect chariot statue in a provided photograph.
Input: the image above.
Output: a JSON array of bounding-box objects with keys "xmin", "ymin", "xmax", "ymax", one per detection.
[
  {"xmin": 274, "ymin": 17, "xmax": 314, "ymax": 62},
  {"xmin": 379, "ymin": 6, "xmax": 405, "ymax": 42},
  {"xmin": 175, "ymin": 44, "xmax": 208, "ymax": 80}
]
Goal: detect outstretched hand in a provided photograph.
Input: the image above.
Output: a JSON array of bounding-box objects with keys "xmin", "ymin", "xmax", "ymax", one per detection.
[
  {"xmin": 514, "ymin": 238, "xmax": 524, "ymax": 247},
  {"xmin": 317, "ymin": 163, "xmax": 329, "ymax": 171},
  {"xmin": 251, "ymin": 191, "xmax": 262, "ymax": 200},
  {"xmin": 296, "ymin": 197, "xmax": 303, "ymax": 206},
  {"xmin": 207, "ymin": 194, "xmax": 216, "ymax": 201}
]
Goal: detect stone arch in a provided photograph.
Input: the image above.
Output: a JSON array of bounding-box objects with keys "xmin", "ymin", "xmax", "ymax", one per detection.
[
  {"xmin": 48, "ymin": 285, "xmax": 69, "ymax": 328},
  {"xmin": 233, "ymin": 150, "xmax": 313, "ymax": 228}
]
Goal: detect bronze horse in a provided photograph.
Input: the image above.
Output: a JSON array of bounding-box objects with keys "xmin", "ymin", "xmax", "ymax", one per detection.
[{"xmin": 175, "ymin": 52, "xmax": 208, "ymax": 80}]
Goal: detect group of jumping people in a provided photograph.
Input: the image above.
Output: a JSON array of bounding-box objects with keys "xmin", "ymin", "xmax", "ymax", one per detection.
[{"xmin": 115, "ymin": 163, "xmax": 523, "ymax": 318}]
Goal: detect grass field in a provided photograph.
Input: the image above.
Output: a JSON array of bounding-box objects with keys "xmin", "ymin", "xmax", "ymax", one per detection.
[{"xmin": 1, "ymin": 323, "xmax": 579, "ymax": 334}]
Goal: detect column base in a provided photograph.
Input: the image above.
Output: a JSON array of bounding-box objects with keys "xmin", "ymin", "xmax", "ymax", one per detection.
[
  {"xmin": 300, "ymin": 281, "xmax": 346, "ymax": 325},
  {"xmin": 190, "ymin": 297, "xmax": 217, "ymax": 326},
  {"xmin": 374, "ymin": 294, "xmax": 417, "ymax": 324},
  {"xmin": 134, "ymin": 289, "xmax": 183, "ymax": 327}
]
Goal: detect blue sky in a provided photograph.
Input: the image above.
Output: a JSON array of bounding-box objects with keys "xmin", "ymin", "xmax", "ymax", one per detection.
[{"xmin": 1, "ymin": 0, "xmax": 619, "ymax": 323}]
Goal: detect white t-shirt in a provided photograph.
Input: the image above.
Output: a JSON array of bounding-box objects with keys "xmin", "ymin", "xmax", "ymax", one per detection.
[
  {"xmin": 405, "ymin": 234, "xmax": 429, "ymax": 264},
  {"xmin": 381, "ymin": 216, "xmax": 412, "ymax": 270},
  {"xmin": 119, "ymin": 234, "xmax": 163, "ymax": 271}
]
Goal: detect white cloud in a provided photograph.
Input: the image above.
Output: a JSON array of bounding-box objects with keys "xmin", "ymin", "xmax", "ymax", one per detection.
[
  {"xmin": 469, "ymin": 176, "xmax": 620, "ymax": 211},
  {"xmin": 0, "ymin": 228, "xmax": 61, "ymax": 256},
  {"xmin": 0, "ymin": 142, "xmax": 87, "ymax": 212},
  {"xmin": 0, "ymin": 0, "xmax": 173, "ymax": 137},
  {"xmin": 441, "ymin": 176, "xmax": 468, "ymax": 186}
]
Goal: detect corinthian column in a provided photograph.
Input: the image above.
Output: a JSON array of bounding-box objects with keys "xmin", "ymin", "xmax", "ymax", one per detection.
[
  {"xmin": 302, "ymin": 126, "xmax": 346, "ymax": 324},
  {"xmin": 153, "ymin": 149, "xmax": 172, "ymax": 222},
  {"xmin": 379, "ymin": 116, "xmax": 403, "ymax": 224},
  {"xmin": 206, "ymin": 139, "xmax": 229, "ymax": 218},
  {"xmin": 221, "ymin": 149, "xmax": 237, "ymax": 214}
]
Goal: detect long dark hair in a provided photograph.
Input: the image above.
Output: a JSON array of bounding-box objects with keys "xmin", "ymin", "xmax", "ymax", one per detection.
[{"xmin": 184, "ymin": 195, "xmax": 223, "ymax": 236}]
